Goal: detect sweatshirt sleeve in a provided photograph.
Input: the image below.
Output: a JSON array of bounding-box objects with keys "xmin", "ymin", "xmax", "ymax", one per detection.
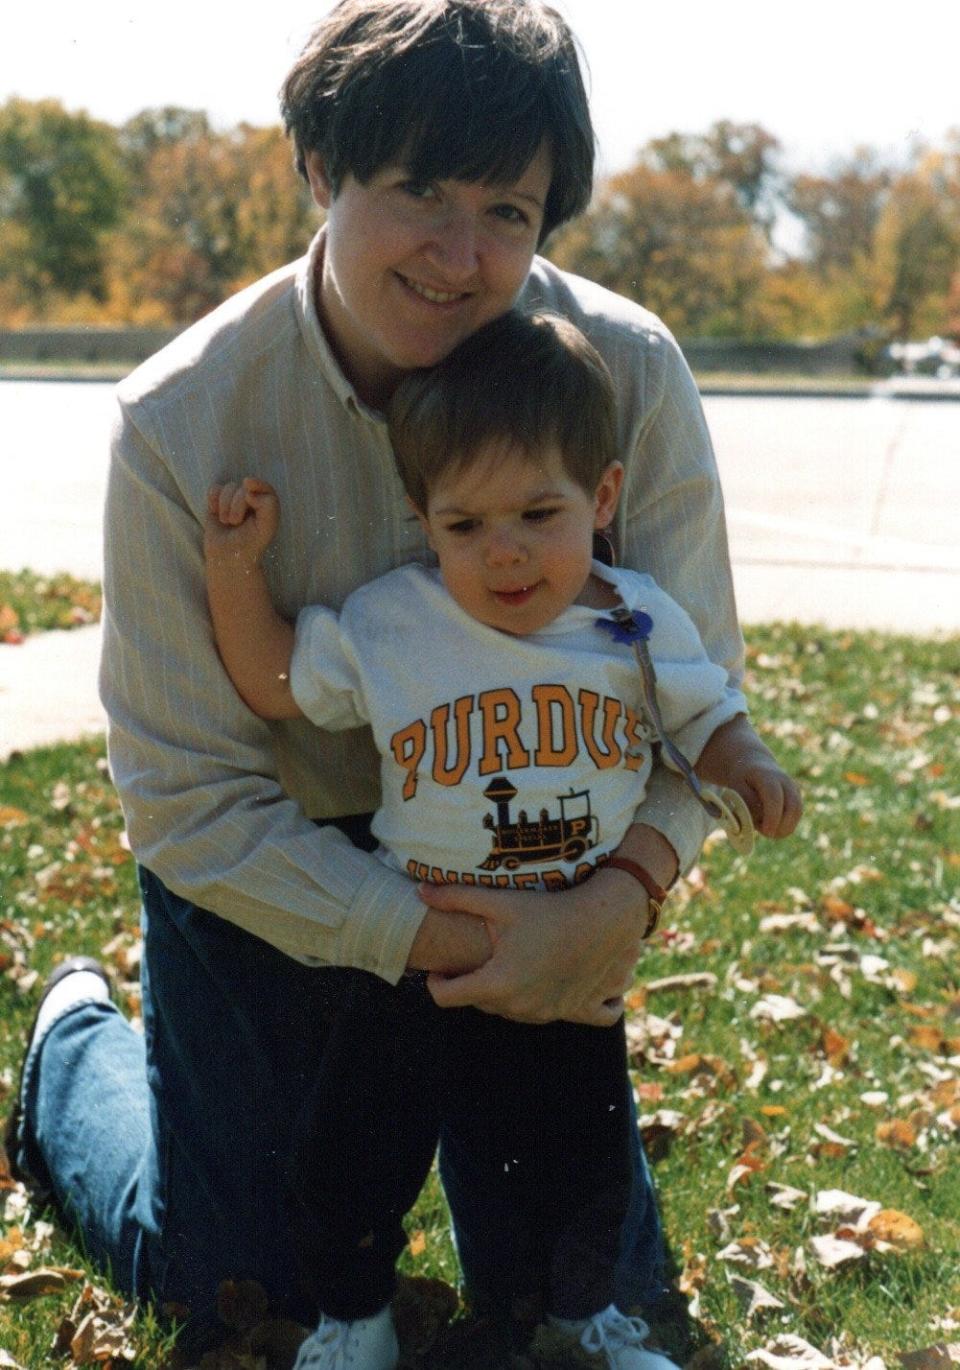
[
  {"xmin": 644, "ymin": 587, "xmax": 748, "ymax": 769},
  {"xmin": 99, "ymin": 401, "xmax": 425, "ymax": 983},
  {"xmin": 290, "ymin": 605, "xmax": 370, "ymax": 731}
]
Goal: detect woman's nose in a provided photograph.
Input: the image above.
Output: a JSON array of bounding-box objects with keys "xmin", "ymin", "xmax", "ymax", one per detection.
[{"xmin": 426, "ymin": 209, "xmax": 479, "ymax": 280}]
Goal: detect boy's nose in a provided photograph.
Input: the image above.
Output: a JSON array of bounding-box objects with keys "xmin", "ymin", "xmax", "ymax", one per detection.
[{"xmin": 485, "ymin": 530, "xmax": 526, "ymax": 565}]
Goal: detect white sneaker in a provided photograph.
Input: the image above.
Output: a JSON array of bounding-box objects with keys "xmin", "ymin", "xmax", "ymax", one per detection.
[
  {"xmin": 548, "ymin": 1303, "xmax": 679, "ymax": 1369},
  {"xmin": 293, "ymin": 1304, "xmax": 399, "ymax": 1369}
]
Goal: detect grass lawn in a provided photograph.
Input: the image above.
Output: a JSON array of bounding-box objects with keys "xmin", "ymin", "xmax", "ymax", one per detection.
[{"xmin": 0, "ymin": 621, "xmax": 957, "ymax": 1367}]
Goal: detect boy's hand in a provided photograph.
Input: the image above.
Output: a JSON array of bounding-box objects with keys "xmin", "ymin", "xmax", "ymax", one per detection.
[
  {"xmin": 204, "ymin": 478, "xmax": 280, "ymax": 566},
  {"xmin": 723, "ymin": 754, "xmax": 802, "ymax": 839},
  {"xmin": 697, "ymin": 715, "xmax": 802, "ymax": 840}
]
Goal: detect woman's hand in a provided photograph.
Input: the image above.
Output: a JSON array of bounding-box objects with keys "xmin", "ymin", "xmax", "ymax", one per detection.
[{"xmin": 415, "ymin": 864, "xmax": 653, "ymax": 1026}]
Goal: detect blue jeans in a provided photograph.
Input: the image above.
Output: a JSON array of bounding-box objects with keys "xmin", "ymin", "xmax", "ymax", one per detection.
[{"xmin": 15, "ymin": 843, "xmax": 666, "ymax": 1354}]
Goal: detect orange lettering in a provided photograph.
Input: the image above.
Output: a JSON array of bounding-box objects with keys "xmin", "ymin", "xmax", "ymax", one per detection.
[
  {"xmin": 542, "ymin": 869, "xmax": 570, "ymax": 891},
  {"xmin": 478, "ymin": 689, "xmax": 530, "ymax": 775},
  {"xmin": 622, "ymin": 708, "xmax": 650, "ymax": 771},
  {"xmin": 428, "ymin": 868, "xmax": 460, "ymax": 885},
  {"xmin": 579, "ymin": 690, "xmax": 623, "ymax": 769},
  {"xmin": 512, "ymin": 871, "xmax": 540, "ymax": 890},
  {"xmin": 391, "ymin": 720, "xmax": 427, "ymax": 799},
  {"xmin": 431, "ymin": 695, "xmax": 473, "ymax": 786},
  {"xmin": 532, "ymin": 683, "xmax": 577, "ymax": 766}
]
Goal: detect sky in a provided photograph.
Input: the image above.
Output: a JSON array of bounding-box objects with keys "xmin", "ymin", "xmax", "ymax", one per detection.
[{"xmin": 3, "ymin": 0, "xmax": 958, "ymax": 180}]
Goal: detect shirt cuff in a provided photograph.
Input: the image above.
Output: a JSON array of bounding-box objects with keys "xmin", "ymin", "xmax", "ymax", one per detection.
[{"xmin": 318, "ymin": 859, "xmax": 429, "ymax": 984}]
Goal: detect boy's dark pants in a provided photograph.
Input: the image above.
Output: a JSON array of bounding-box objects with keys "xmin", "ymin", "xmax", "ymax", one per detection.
[{"xmin": 17, "ymin": 822, "xmax": 665, "ymax": 1354}]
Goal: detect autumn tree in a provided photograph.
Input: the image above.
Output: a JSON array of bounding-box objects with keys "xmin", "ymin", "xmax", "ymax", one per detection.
[
  {"xmin": 547, "ymin": 155, "xmax": 770, "ymax": 337},
  {"xmin": 646, "ymin": 120, "xmax": 782, "ymax": 237},
  {"xmin": 787, "ymin": 148, "xmax": 891, "ymax": 275},
  {"xmin": 106, "ymin": 111, "xmax": 316, "ymax": 322},
  {"xmin": 0, "ymin": 98, "xmax": 125, "ymax": 308},
  {"xmin": 873, "ymin": 150, "xmax": 960, "ymax": 338}
]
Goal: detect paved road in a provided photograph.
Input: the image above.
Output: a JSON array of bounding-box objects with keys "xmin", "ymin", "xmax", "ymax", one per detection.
[
  {"xmin": 707, "ymin": 393, "xmax": 959, "ymax": 637},
  {"xmin": 2, "ymin": 383, "xmax": 958, "ymax": 757}
]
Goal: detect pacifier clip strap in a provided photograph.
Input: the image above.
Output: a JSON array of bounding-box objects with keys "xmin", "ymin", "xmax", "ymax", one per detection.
[{"xmin": 597, "ymin": 604, "xmax": 755, "ymax": 856}]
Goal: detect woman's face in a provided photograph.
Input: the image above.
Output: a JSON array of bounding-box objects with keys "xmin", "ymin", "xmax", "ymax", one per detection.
[{"xmin": 306, "ymin": 143, "xmax": 553, "ymax": 409}]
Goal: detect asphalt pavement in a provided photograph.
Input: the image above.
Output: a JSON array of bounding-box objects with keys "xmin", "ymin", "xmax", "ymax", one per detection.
[{"xmin": 1, "ymin": 384, "xmax": 958, "ymax": 760}]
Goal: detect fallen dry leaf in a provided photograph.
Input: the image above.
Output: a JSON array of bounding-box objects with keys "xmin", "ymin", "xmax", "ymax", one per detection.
[
  {"xmin": 809, "ymin": 1233, "xmax": 867, "ymax": 1269},
  {"xmin": 746, "ymin": 1334, "xmax": 835, "ymax": 1369},
  {"xmin": 867, "ymin": 1208, "xmax": 925, "ymax": 1251},
  {"xmin": 750, "ymin": 994, "xmax": 806, "ymax": 1024},
  {"xmin": 766, "ymin": 1182, "xmax": 808, "ymax": 1211},
  {"xmin": 876, "ymin": 1118, "xmax": 918, "ymax": 1149},
  {"xmin": 727, "ymin": 1151, "xmax": 766, "ymax": 1193},
  {"xmin": 758, "ymin": 911, "xmax": 821, "ymax": 934},
  {"xmin": 910, "ymin": 1025, "xmax": 950, "ymax": 1053},
  {"xmin": 0, "ymin": 1266, "xmax": 83, "ymax": 1300},
  {"xmin": 813, "ymin": 1190, "xmax": 879, "ymax": 1228},
  {"xmin": 819, "ymin": 1026, "xmax": 851, "ymax": 1066},
  {"xmin": 717, "ymin": 1237, "xmax": 774, "ymax": 1270},
  {"xmin": 898, "ymin": 1346, "xmax": 960, "ymax": 1369},
  {"xmin": 664, "ymin": 1053, "xmax": 737, "ymax": 1090},
  {"xmin": 644, "ymin": 972, "xmax": 718, "ymax": 994},
  {"xmin": 728, "ymin": 1273, "xmax": 786, "ymax": 1321},
  {"xmin": 70, "ymin": 1307, "xmax": 137, "ymax": 1364},
  {"xmin": 812, "ymin": 1121, "xmax": 856, "ymax": 1150}
]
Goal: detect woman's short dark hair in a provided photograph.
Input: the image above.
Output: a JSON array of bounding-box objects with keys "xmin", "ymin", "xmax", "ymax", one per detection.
[
  {"xmin": 388, "ymin": 310, "xmax": 617, "ymax": 510},
  {"xmin": 280, "ymin": 0, "xmax": 594, "ymax": 242}
]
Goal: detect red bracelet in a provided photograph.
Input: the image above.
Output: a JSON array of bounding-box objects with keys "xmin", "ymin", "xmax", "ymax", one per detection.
[{"xmin": 602, "ymin": 857, "xmax": 666, "ymax": 939}]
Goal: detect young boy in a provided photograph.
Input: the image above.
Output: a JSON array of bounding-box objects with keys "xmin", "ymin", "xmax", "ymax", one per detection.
[{"xmin": 205, "ymin": 309, "xmax": 796, "ymax": 1369}]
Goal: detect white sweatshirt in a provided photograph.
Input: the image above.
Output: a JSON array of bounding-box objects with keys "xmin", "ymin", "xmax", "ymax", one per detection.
[{"xmin": 291, "ymin": 562, "xmax": 745, "ymax": 890}]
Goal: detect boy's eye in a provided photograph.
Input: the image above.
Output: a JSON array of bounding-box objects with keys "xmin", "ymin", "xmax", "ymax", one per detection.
[
  {"xmin": 523, "ymin": 507, "xmax": 557, "ymax": 523},
  {"xmin": 446, "ymin": 519, "xmax": 478, "ymax": 535}
]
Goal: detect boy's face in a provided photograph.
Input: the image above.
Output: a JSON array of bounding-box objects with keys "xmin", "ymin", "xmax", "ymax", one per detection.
[
  {"xmin": 306, "ymin": 144, "xmax": 552, "ymax": 409},
  {"xmin": 414, "ymin": 446, "xmax": 623, "ymax": 636}
]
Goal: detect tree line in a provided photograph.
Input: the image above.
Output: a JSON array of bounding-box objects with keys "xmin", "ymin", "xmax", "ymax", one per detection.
[{"xmin": 1, "ymin": 99, "xmax": 958, "ymax": 342}]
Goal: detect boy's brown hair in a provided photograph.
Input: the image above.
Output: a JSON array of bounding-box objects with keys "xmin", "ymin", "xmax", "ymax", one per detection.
[
  {"xmin": 280, "ymin": 0, "xmax": 593, "ymax": 244},
  {"xmin": 388, "ymin": 310, "xmax": 617, "ymax": 510}
]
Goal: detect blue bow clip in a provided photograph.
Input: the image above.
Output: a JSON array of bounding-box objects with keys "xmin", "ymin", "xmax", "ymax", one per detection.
[{"xmin": 595, "ymin": 611, "xmax": 653, "ymax": 645}]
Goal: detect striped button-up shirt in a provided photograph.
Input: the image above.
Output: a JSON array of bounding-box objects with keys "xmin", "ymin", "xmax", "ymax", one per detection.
[{"xmin": 101, "ymin": 230, "xmax": 744, "ymax": 983}]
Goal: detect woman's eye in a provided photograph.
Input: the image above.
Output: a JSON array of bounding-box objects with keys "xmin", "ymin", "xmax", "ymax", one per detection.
[
  {"xmin": 492, "ymin": 203, "xmax": 529, "ymax": 226},
  {"xmin": 401, "ymin": 180, "xmax": 436, "ymax": 201}
]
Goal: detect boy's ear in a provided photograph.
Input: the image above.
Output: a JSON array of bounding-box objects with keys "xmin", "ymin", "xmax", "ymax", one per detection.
[
  {"xmin": 304, "ymin": 150, "xmax": 333, "ymax": 211},
  {"xmin": 407, "ymin": 495, "xmax": 436, "ymax": 550},
  {"xmin": 593, "ymin": 461, "xmax": 624, "ymax": 529}
]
